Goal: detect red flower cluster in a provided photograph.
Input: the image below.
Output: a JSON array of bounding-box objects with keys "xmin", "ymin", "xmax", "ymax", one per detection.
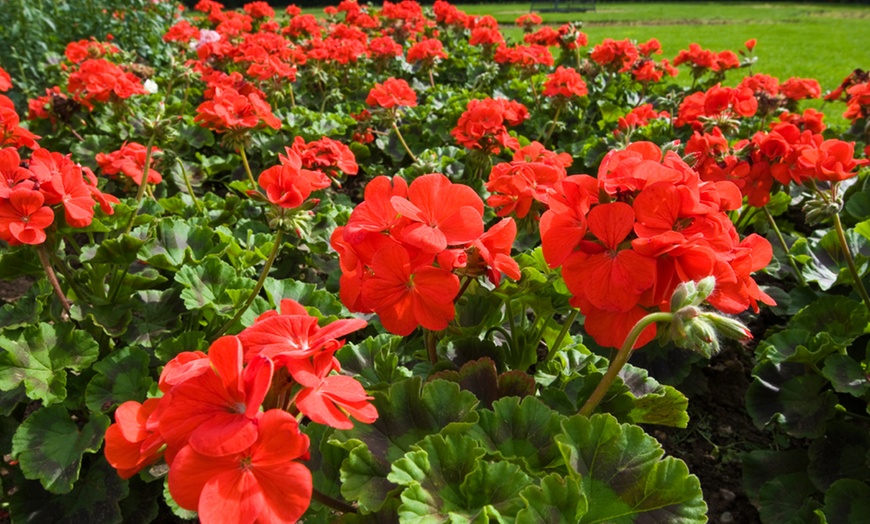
[
  {"xmin": 486, "ymin": 141, "xmax": 571, "ymax": 219},
  {"xmin": 290, "ymin": 136, "xmax": 358, "ymax": 180},
  {"xmin": 494, "ymin": 44, "xmax": 554, "ymax": 73},
  {"xmin": 332, "ymin": 173, "xmax": 520, "ymax": 335},
  {"xmin": 64, "ymin": 38, "xmax": 120, "ymax": 64},
  {"xmin": 451, "ymin": 98, "xmax": 529, "ymax": 154},
  {"xmin": 515, "ymin": 13, "xmax": 543, "ymax": 31},
  {"xmin": 673, "ymin": 43, "xmax": 740, "ymax": 76},
  {"xmin": 366, "ymin": 77, "xmax": 417, "ymax": 110},
  {"xmin": 1, "ymin": 95, "xmax": 40, "ymax": 149},
  {"xmin": 1, "ymin": 147, "xmax": 118, "ymax": 244},
  {"xmin": 66, "ymin": 58, "xmax": 147, "ymax": 110},
  {"xmin": 406, "ymin": 38, "xmax": 448, "ymax": 66},
  {"xmin": 96, "ymin": 142, "xmax": 163, "ymax": 187},
  {"xmin": 433, "ymin": 0, "xmax": 468, "ymax": 28},
  {"xmin": 826, "ymin": 70, "xmax": 870, "ymax": 123},
  {"xmin": 257, "ymin": 147, "xmax": 330, "ymax": 209},
  {"xmin": 163, "ymin": 20, "xmax": 201, "ymax": 44},
  {"xmin": 615, "ymin": 104, "xmax": 669, "ymax": 135},
  {"xmin": 105, "ymin": 302, "xmax": 374, "ymax": 522},
  {"xmin": 541, "ymin": 142, "xmax": 774, "ymax": 349},
  {"xmin": 194, "ymin": 86, "xmax": 281, "ymax": 134},
  {"xmin": 543, "ymin": 66, "xmax": 587, "ymax": 99},
  {"xmin": 590, "ymin": 38, "xmax": 639, "ymax": 73},
  {"xmin": 676, "ymin": 84, "xmax": 758, "ymax": 130}
]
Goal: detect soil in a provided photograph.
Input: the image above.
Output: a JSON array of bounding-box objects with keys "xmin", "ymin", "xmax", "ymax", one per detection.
[
  {"xmin": 655, "ymin": 342, "xmax": 770, "ymax": 523},
  {"xmin": 0, "ymin": 277, "xmax": 33, "ymax": 303}
]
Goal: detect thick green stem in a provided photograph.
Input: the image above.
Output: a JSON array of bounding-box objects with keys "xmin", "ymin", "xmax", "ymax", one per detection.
[
  {"xmin": 546, "ymin": 308, "xmax": 579, "ymax": 360},
  {"xmin": 37, "ymin": 244, "xmax": 71, "ymax": 319},
  {"xmin": 579, "ymin": 311, "xmax": 673, "ymax": 417},
  {"xmin": 239, "ymin": 147, "xmax": 258, "ymax": 189},
  {"xmin": 311, "ymin": 488, "xmax": 356, "ymax": 514},
  {"xmin": 391, "ymin": 120, "xmax": 418, "ymax": 163},
  {"xmin": 833, "ymin": 212, "xmax": 870, "ymax": 311},
  {"xmin": 211, "ymin": 229, "xmax": 283, "ymax": 339},
  {"xmin": 763, "ymin": 206, "xmax": 807, "ymax": 286},
  {"xmin": 123, "ymin": 132, "xmax": 157, "ymax": 235}
]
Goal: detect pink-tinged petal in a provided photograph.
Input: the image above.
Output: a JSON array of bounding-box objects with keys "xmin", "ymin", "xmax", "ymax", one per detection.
[{"xmin": 587, "ymin": 202, "xmax": 635, "ymax": 250}]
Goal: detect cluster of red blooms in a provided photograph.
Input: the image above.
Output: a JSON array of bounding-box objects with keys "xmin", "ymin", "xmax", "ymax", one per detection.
[
  {"xmin": 615, "ymin": 104, "xmax": 670, "ymax": 136},
  {"xmin": 64, "ymin": 38, "xmax": 120, "ymax": 64},
  {"xmin": 290, "ymin": 136, "xmax": 358, "ymax": 180},
  {"xmin": 1, "ymin": 95, "xmax": 39, "ymax": 149},
  {"xmin": 96, "ymin": 143, "xmax": 163, "ymax": 187},
  {"xmin": 543, "ymin": 66, "xmax": 588, "ymax": 100},
  {"xmin": 525, "ymin": 22, "xmax": 588, "ymax": 51},
  {"xmin": 687, "ymin": 115, "xmax": 868, "ymax": 207},
  {"xmin": 673, "ymin": 43, "xmax": 740, "ymax": 77},
  {"xmin": 193, "ymin": 83, "xmax": 281, "ymax": 136},
  {"xmin": 540, "ymin": 142, "xmax": 775, "ymax": 349},
  {"xmin": 66, "ymin": 58, "xmax": 148, "ymax": 110},
  {"xmin": 331, "ymin": 173, "xmax": 520, "ymax": 335},
  {"xmin": 515, "ymin": 13, "xmax": 543, "ymax": 32},
  {"xmin": 257, "ymin": 147, "xmax": 330, "ymax": 209},
  {"xmin": 486, "ymin": 141, "xmax": 572, "ymax": 219},
  {"xmin": 406, "ymin": 38, "xmax": 448, "ymax": 68},
  {"xmin": 590, "ymin": 38, "xmax": 678, "ymax": 83},
  {"xmin": 451, "ymin": 98, "xmax": 529, "ymax": 154},
  {"xmin": 826, "ymin": 69, "xmax": 870, "ymax": 124},
  {"xmin": 105, "ymin": 301, "xmax": 376, "ymax": 523},
  {"xmin": 494, "ymin": 44, "xmax": 554, "ymax": 73},
  {"xmin": 0, "ymin": 145, "xmax": 117, "ymax": 247},
  {"xmin": 676, "ymin": 84, "xmax": 758, "ymax": 130},
  {"xmin": 366, "ymin": 77, "xmax": 417, "ymax": 111},
  {"xmin": 468, "ymin": 16, "xmax": 504, "ymax": 48}
]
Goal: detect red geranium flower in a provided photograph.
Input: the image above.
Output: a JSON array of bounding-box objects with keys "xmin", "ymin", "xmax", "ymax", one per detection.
[
  {"xmin": 257, "ymin": 148, "xmax": 330, "ymax": 209},
  {"xmin": 365, "ymin": 77, "xmax": 417, "ymax": 109},
  {"xmin": 0, "ymin": 187, "xmax": 54, "ymax": 245},
  {"xmin": 104, "ymin": 398, "xmax": 165, "ymax": 479}
]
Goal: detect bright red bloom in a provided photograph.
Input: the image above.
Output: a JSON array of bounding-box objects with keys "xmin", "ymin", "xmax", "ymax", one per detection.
[
  {"xmin": 486, "ymin": 160, "xmax": 565, "ymax": 219},
  {"xmin": 616, "ymin": 103, "xmax": 668, "ymax": 133},
  {"xmin": 294, "ymin": 372, "xmax": 377, "ymax": 430},
  {"xmin": 258, "ymin": 148, "xmax": 330, "ymax": 209},
  {"xmin": 407, "ymin": 38, "xmax": 448, "ymax": 65},
  {"xmin": 163, "ymin": 20, "xmax": 201, "ymax": 43},
  {"xmin": 738, "ymin": 74, "xmax": 780, "ymax": 96},
  {"xmin": 0, "ymin": 186, "xmax": 54, "ymax": 245},
  {"xmin": 158, "ymin": 336, "xmax": 273, "ymax": 458},
  {"xmin": 243, "ymin": 1, "xmax": 274, "ymax": 19},
  {"xmin": 168, "ymin": 409, "xmax": 312, "ymax": 524},
  {"xmin": 391, "ymin": 173, "xmax": 484, "ymax": 253},
  {"xmin": 96, "ymin": 142, "xmax": 162, "ymax": 186},
  {"xmin": 524, "ymin": 26, "xmax": 561, "ymax": 47},
  {"xmin": 66, "ymin": 58, "xmax": 146, "ymax": 110},
  {"xmin": 239, "ymin": 298, "xmax": 367, "ymax": 364},
  {"xmin": 515, "ymin": 13, "xmax": 542, "ymax": 29},
  {"xmin": 469, "ymin": 27, "xmax": 504, "ymax": 47},
  {"xmin": 450, "ymin": 98, "xmax": 527, "ymax": 154},
  {"xmin": 470, "ymin": 218, "xmax": 520, "ymax": 286},
  {"xmin": 745, "ymin": 39, "xmax": 757, "ymax": 51},
  {"xmin": 369, "ymin": 36, "xmax": 403, "ymax": 59},
  {"xmin": 543, "ymin": 66, "xmax": 587, "ymax": 99},
  {"xmin": 290, "ymin": 136, "xmax": 358, "ymax": 179},
  {"xmin": 104, "ymin": 398, "xmax": 164, "ymax": 479},
  {"xmin": 360, "ymin": 242, "xmax": 460, "ymax": 335},
  {"xmin": 31, "ymin": 149, "xmax": 100, "ymax": 228},
  {"xmin": 365, "ymin": 78, "xmax": 417, "ymax": 109},
  {"xmin": 0, "ymin": 67, "xmax": 11, "ymax": 92},
  {"xmin": 494, "ymin": 44, "xmax": 554, "ymax": 71},
  {"xmin": 591, "ymin": 38, "xmax": 639, "ymax": 73},
  {"xmin": 194, "ymin": 87, "xmax": 281, "ymax": 133},
  {"xmin": 797, "ymin": 139, "xmax": 868, "ymax": 182},
  {"xmin": 0, "ymin": 95, "xmax": 40, "ymax": 149},
  {"xmin": 780, "ymin": 77, "xmax": 822, "ymax": 101},
  {"xmin": 64, "ymin": 39, "xmax": 119, "ymax": 64}
]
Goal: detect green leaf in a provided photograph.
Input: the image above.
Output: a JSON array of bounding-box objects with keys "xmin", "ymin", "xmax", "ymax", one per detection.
[
  {"xmin": 155, "ymin": 331, "xmax": 208, "ymax": 362},
  {"xmin": 0, "ymin": 323, "xmax": 100, "ymax": 405},
  {"xmin": 555, "ymin": 414, "xmax": 707, "ymax": 523},
  {"xmin": 0, "ymin": 278, "xmax": 49, "ymax": 329},
  {"xmin": 389, "ymin": 434, "xmax": 532, "ymax": 522},
  {"xmin": 331, "ymin": 378, "xmax": 479, "ymax": 511},
  {"xmin": 11, "ymin": 405, "xmax": 110, "ymax": 494},
  {"xmin": 467, "ymin": 396, "xmax": 565, "ymax": 474},
  {"xmin": 8, "ymin": 457, "xmax": 129, "ymax": 523},
  {"xmin": 820, "ymin": 479, "xmax": 870, "ymax": 524},
  {"xmin": 620, "ymin": 364, "xmax": 689, "ymax": 428},
  {"xmin": 85, "ymin": 347, "xmax": 154, "ymax": 413},
  {"xmin": 746, "ymin": 362, "xmax": 838, "ymax": 438},
  {"xmin": 742, "ymin": 449, "xmax": 811, "ymax": 507},
  {"xmin": 756, "ymin": 329, "xmax": 840, "ymax": 366},
  {"xmin": 122, "ymin": 289, "xmax": 184, "ymax": 347},
  {"xmin": 79, "ymin": 234, "xmax": 147, "ymax": 266},
  {"xmin": 430, "ymin": 357, "xmax": 536, "ymax": 409},
  {"xmin": 139, "ymin": 218, "xmax": 224, "ymax": 270},
  {"xmin": 807, "ymin": 421, "xmax": 870, "ymax": 492},
  {"xmin": 0, "ymin": 247, "xmax": 42, "ymax": 278},
  {"xmin": 790, "ymin": 295, "xmax": 869, "ymax": 347},
  {"xmin": 336, "ymin": 334, "xmax": 409, "ymax": 388},
  {"xmin": 757, "ymin": 471, "xmax": 822, "ymax": 523},
  {"xmin": 263, "ymin": 277, "xmax": 347, "ymax": 317},
  {"xmin": 174, "ymin": 257, "xmax": 254, "ymax": 316},
  {"xmin": 517, "ymin": 473, "xmax": 588, "ymax": 524},
  {"xmin": 821, "ymin": 353, "xmax": 870, "ymax": 397}
]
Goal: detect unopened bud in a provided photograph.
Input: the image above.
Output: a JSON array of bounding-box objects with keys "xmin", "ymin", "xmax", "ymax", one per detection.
[
  {"xmin": 702, "ymin": 312, "xmax": 752, "ymax": 341},
  {"xmin": 680, "ymin": 315, "xmax": 720, "ymax": 358}
]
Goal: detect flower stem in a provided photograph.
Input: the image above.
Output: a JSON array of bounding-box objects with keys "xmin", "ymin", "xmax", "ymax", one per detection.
[
  {"xmin": 391, "ymin": 120, "xmax": 418, "ymax": 163},
  {"xmin": 542, "ymin": 103, "xmax": 563, "ymax": 146},
  {"xmin": 763, "ymin": 205, "xmax": 807, "ymax": 286},
  {"xmin": 211, "ymin": 229, "xmax": 283, "ymax": 340},
  {"xmin": 833, "ymin": 212, "xmax": 870, "ymax": 311},
  {"xmin": 546, "ymin": 308, "xmax": 578, "ymax": 360},
  {"xmin": 123, "ymin": 132, "xmax": 156, "ymax": 235},
  {"xmin": 425, "ymin": 329, "xmax": 438, "ymax": 364},
  {"xmin": 176, "ymin": 158, "xmax": 203, "ymax": 213},
  {"xmin": 239, "ymin": 146, "xmax": 258, "ymax": 189},
  {"xmin": 288, "ymin": 82, "xmax": 296, "ymax": 109},
  {"xmin": 578, "ymin": 311, "xmax": 673, "ymax": 417},
  {"xmin": 37, "ymin": 244, "xmax": 71, "ymax": 319},
  {"xmin": 311, "ymin": 488, "xmax": 356, "ymax": 514},
  {"xmin": 428, "ymin": 68, "xmax": 435, "ymax": 88}
]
